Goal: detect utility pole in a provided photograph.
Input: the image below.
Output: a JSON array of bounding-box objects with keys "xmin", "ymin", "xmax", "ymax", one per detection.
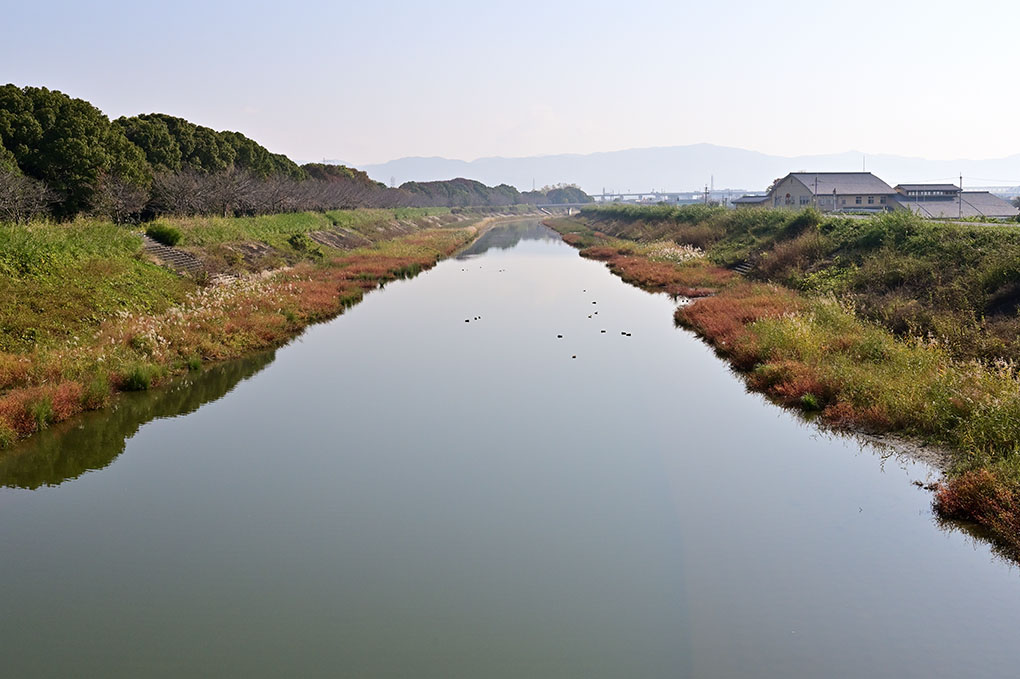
[
  {"xmin": 704, "ymin": 184, "xmax": 709, "ymax": 205},
  {"xmin": 814, "ymin": 175, "xmax": 819, "ymax": 207},
  {"xmin": 959, "ymin": 173, "xmax": 963, "ymax": 219}
]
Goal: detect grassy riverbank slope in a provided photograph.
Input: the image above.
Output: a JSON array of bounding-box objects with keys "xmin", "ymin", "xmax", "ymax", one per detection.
[
  {"xmin": 0, "ymin": 207, "xmax": 514, "ymax": 449},
  {"xmin": 548, "ymin": 206, "xmax": 1020, "ymax": 559}
]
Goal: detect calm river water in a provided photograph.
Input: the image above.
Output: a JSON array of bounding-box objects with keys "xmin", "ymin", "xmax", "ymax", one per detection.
[{"xmin": 2, "ymin": 220, "xmax": 1019, "ymax": 678}]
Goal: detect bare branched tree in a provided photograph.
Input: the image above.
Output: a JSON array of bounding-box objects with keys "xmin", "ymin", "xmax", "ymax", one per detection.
[
  {"xmin": 146, "ymin": 168, "xmax": 432, "ymax": 219},
  {"xmin": 92, "ymin": 175, "xmax": 149, "ymax": 223},
  {"xmin": 0, "ymin": 170, "xmax": 53, "ymax": 223}
]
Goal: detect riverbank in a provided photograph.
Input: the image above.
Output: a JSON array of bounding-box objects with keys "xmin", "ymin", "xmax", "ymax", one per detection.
[
  {"xmin": 547, "ymin": 209, "xmax": 1020, "ymax": 560},
  {"xmin": 0, "ymin": 208, "xmax": 537, "ymax": 449}
]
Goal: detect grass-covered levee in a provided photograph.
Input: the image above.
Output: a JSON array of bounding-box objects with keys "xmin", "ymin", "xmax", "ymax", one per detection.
[
  {"xmin": 548, "ymin": 204, "xmax": 1020, "ymax": 560},
  {"xmin": 0, "ymin": 208, "xmax": 484, "ymax": 450}
]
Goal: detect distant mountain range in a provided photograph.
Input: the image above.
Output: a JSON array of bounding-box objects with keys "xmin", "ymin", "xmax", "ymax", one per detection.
[{"xmin": 355, "ymin": 144, "xmax": 1020, "ymax": 195}]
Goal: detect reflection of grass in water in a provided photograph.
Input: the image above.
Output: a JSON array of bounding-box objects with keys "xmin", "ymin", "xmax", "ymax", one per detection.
[
  {"xmin": 0, "ymin": 227, "xmax": 474, "ymax": 450},
  {"xmin": 552, "ymin": 210, "xmax": 1020, "ymax": 562},
  {"xmin": 0, "ymin": 351, "xmax": 274, "ymax": 489}
]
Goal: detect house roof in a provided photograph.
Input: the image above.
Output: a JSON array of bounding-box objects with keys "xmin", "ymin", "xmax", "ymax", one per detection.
[
  {"xmin": 788, "ymin": 172, "xmax": 896, "ymax": 196},
  {"xmin": 891, "ymin": 192, "xmax": 1018, "ymax": 219},
  {"xmin": 733, "ymin": 194, "xmax": 769, "ymax": 204},
  {"xmin": 895, "ymin": 184, "xmax": 960, "ymax": 192}
]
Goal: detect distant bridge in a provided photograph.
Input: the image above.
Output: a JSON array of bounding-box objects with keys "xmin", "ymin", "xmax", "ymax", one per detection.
[
  {"xmin": 533, "ymin": 203, "xmax": 595, "ymax": 209},
  {"xmin": 594, "ymin": 191, "xmax": 704, "ymax": 203}
]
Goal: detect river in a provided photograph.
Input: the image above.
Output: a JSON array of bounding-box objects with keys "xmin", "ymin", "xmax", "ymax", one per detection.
[{"xmin": 1, "ymin": 219, "xmax": 1018, "ymax": 678}]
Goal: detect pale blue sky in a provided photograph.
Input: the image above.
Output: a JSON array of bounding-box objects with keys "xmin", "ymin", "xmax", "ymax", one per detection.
[{"xmin": 3, "ymin": 0, "xmax": 1018, "ymax": 165}]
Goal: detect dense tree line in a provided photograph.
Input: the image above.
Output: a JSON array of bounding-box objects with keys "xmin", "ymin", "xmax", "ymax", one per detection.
[
  {"xmin": 400, "ymin": 178, "xmax": 592, "ymax": 208},
  {"xmin": 521, "ymin": 183, "xmax": 593, "ymax": 205},
  {"xmin": 399, "ymin": 178, "xmax": 523, "ymax": 207},
  {"xmin": 0, "ymin": 85, "xmax": 590, "ymax": 223}
]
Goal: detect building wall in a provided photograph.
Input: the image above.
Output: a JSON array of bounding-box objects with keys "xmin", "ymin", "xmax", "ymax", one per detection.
[
  {"xmin": 834, "ymin": 194, "xmax": 890, "ymax": 210},
  {"xmin": 767, "ymin": 176, "xmax": 891, "ymax": 211},
  {"xmin": 769, "ymin": 176, "xmax": 815, "ymax": 208}
]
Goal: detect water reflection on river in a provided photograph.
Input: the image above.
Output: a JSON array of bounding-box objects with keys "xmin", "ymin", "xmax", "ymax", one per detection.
[{"xmin": 1, "ymin": 220, "xmax": 1017, "ymax": 678}]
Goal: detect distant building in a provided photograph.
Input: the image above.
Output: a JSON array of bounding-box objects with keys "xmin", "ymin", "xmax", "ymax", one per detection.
[
  {"xmin": 759, "ymin": 173, "xmax": 1019, "ymax": 220},
  {"xmin": 732, "ymin": 194, "xmax": 769, "ymax": 208},
  {"xmin": 767, "ymin": 172, "xmax": 896, "ymax": 212},
  {"xmin": 890, "ymin": 184, "xmax": 1018, "ymax": 219}
]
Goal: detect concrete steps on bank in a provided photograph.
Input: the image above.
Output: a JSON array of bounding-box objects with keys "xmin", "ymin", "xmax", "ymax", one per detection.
[{"xmin": 140, "ymin": 234, "xmax": 206, "ymax": 276}]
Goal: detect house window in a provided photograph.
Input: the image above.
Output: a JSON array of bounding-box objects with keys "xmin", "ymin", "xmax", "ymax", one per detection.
[
  {"xmin": 868, "ymin": 196, "xmax": 875, "ymax": 204},
  {"xmin": 800, "ymin": 196, "xmax": 810, "ymax": 205},
  {"xmin": 880, "ymin": 196, "xmax": 886, "ymax": 204},
  {"xmin": 841, "ymin": 198, "xmax": 846, "ymax": 205},
  {"xmin": 855, "ymin": 196, "xmax": 862, "ymax": 205}
]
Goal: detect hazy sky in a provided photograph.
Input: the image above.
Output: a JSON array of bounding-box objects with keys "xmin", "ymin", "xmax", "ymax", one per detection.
[{"xmin": 4, "ymin": 0, "xmax": 1018, "ymax": 166}]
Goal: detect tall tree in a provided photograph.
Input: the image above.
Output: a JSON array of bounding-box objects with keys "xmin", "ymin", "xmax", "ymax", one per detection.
[
  {"xmin": 114, "ymin": 115, "xmax": 182, "ymax": 172},
  {"xmin": 0, "ymin": 85, "xmax": 150, "ymax": 217}
]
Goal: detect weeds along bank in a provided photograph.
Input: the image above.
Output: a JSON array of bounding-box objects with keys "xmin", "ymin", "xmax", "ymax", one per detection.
[
  {"xmin": 0, "ymin": 207, "xmax": 518, "ymax": 450},
  {"xmin": 548, "ymin": 206, "xmax": 1020, "ymax": 560}
]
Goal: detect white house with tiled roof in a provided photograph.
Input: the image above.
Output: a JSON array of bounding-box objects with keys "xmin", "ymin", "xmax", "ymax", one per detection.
[{"xmin": 767, "ymin": 172, "xmax": 896, "ymax": 211}]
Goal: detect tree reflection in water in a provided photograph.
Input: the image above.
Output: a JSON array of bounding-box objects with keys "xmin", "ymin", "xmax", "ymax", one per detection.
[{"xmin": 0, "ymin": 351, "xmax": 274, "ymax": 489}]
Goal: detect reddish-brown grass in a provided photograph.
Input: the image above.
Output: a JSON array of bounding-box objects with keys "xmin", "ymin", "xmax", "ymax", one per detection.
[
  {"xmin": 549, "ymin": 213, "xmax": 1020, "ymax": 563},
  {"xmin": 0, "ymin": 388, "xmax": 44, "ymax": 436},
  {"xmin": 336, "ymin": 255, "xmax": 415, "ymax": 280},
  {"xmin": 0, "ymin": 381, "xmax": 85, "ymax": 437},
  {"xmin": 676, "ymin": 284, "xmax": 804, "ymax": 369},
  {"xmin": 820, "ymin": 401, "xmax": 894, "ymax": 433},
  {"xmin": 748, "ymin": 359, "xmax": 835, "ymax": 406},
  {"xmin": 579, "ymin": 245, "xmax": 630, "ymax": 260},
  {"xmin": 0, "ymin": 353, "xmax": 33, "ymax": 392},
  {"xmin": 50, "ymin": 381, "xmax": 84, "ymax": 421},
  {"xmin": 0, "ymin": 227, "xmax": 473, "ymax": 449},
  {"xmin": 935, "ymin": 470, "xmax": 1020, "ymax": 557},
  {"xmin": 577, "ymin": 242, "xmax": 737, "ymax": 297}
]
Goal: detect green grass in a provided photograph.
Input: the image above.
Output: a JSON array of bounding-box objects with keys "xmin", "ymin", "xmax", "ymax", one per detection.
[
  {"xmin": 563, "ymin": 204, "xmax": 1020, "ymax": 558},
  {"xmin": 0, "ymin": 210, "xmax": 479, "ymax": 454},
  {"xmin": 579, "ymin": 205, "xmax": 1020, "ymax": 364},
  {"xmin": 0, "ymin": 208, "xmax": 470, "ymax": 354},
  {"xmin": 145, "ymin": 223, "xmax": 182, "ymax": 245},
  {"xmin": 156, "ymin": 208, "xmax": 454, "ymax": 249},
  {"xmin": 0, "ymin": 220, "xmax": 193, "ymax": 352}
]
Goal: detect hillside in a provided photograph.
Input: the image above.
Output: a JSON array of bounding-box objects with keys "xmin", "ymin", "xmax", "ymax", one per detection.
[{"xmin": 362, "ymin": 144, "xmax": 1020, "ymax": 195}]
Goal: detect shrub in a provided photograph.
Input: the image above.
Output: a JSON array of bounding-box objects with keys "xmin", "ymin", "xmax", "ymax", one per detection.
[
  {"xmin": 28, "ymin": 396, "xmax": 53, "ymax": 430},
  {"xmin": 800, "ymin": 393, "xmax": 821, "ymax": 411},
  {"xmin": 756, "ymin": 231, "xmax": 826, "ymax": 280},
  {"xmin": 120, "ymin": 363, "xmax": 159, "ymax": 391},
  {"xmin": 784, "ymin": 207, "xmax": 822, "ymax": 237},
  {"xmin": 287, "ymin": 232, "xmax": 313, "ymax": 251},
  {"xmin": 146, "ymin": 223, "xmax": 182, "ymax": 246},
  {"xmin": 0, "ymin": 421, "xmax": 15, "ymax": 449},
  {"xmin": 82, "ymin": 374, "xmax": 111, "ymax": 409}
]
